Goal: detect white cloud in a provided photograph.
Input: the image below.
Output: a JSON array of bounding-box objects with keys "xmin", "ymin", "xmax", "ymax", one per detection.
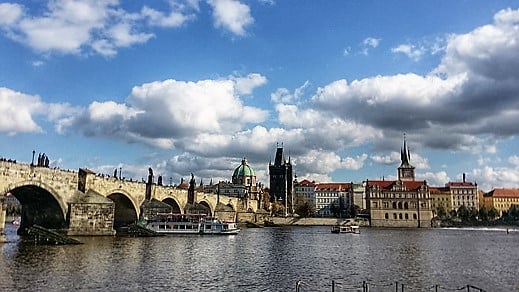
[
  {"xmin": 0, "ymin": 0, "xmax": 201, "ymax": 56},
  {"xmin": 0, "ymin": 3, "xmax": 23, "ymax": 26},
  {"xmin": 208, "ymin": 0, "xmax": 254, "ymax": 36},
  {"xmin": 363, "ymin": 37, "xmax": 380, "ymax": 48},
  {"xmin": 141, "ymin": 0, "xmax": 198, "ymax": 28},
  {"xmin": 231, "ymin": 73, "xmax": 267, "ymax": 95},
  {"xmin": 271, "ymin": 81, "xmax": 310, "ymax": 104},
  {"xmin": 371, "ymin": 151, "xmax": 429, "ymax": 170},
  {"xmin": 359, "ymin": 37, "xmax": 380, "ymax": 55},
  {"xmin": 391, "ymin": 44, "xmax": 425, "ymax": 61},
  {"xmin": 60, "ymin": 76, "xmax": 269, "ymax": 149},
  {"xmin": 417, "ymin": 171, "xmax": 450, "ymax": 186},
  {"xmin": 0, "ymin": 88, "xmax": 43, "ymax": 134},
  {"xmin": 0, "ymin": 87, "xmax": 78, "ymax": 135}
]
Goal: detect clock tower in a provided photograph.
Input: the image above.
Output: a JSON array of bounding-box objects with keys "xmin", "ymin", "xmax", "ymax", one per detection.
[{"xmin": 398, "ymin": 136, "xmax": 415, "ymax": 181}]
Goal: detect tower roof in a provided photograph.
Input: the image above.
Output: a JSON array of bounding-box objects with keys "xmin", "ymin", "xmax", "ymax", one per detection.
[
  {"xmin": 233, "ymin": 158, "xmax": 255, "ymax": 177},
  {"xmin": 400, "ymin": 136, "xmax": 413, "ymax": 168}
]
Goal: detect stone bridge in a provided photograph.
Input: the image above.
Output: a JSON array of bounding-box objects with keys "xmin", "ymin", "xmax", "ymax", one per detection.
[{"xmin": 0, "ymin": 161, "xmax": 262, "ymax": 236}]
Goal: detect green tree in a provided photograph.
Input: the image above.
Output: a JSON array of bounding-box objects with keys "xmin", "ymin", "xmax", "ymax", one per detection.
[
  {"xmin": 457, "ymin": 205, "xmax": 470, "ymax": 221},
  {"xmin": 505, "ymin": 205, "xmax": 519, "ymax": 221},
  {"xmin": 488, "ymin": 207, "xmax": 499, "ymax": 221},
  {"xmin": 295, "ymin": 199, "xmax": 315, "ymax": 218},
  {"xmin": 479, "ymin": 206, "xmax": 489, "ymax": 221},
  {"xmin": 436, "ymin": 205, "xmax": 447, "ymax": 219},
  {"xmin": 270, "ymin": 201, "xmax": 285, "ymax": 216}
]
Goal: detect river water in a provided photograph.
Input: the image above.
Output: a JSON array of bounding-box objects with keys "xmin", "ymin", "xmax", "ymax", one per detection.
[{"xmin": 0, "ymin": 224, "xmax": 517, "ymax": 291}]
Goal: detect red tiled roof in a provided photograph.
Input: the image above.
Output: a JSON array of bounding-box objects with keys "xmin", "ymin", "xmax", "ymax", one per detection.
[
  {"xmin": 448, "ymin": 182, "xmax": 475, "ymax": 187},
  {"xmin": 316, "ymin": 182, "xmax": 352, "ymax": 191},
  {"xmin": 366, "ymin": 180, "xmax": 395, "ymax": 189},
  {"xmin": 403, "ymin": 181, "xmax": 427, "ymax": 190},
  {"xmin": 367, "ymin": 180, "xmax": 426, "ymax": 191},
  {"xmin": 298, "ymin": 179, "xmax": 316, "ymax": 187},
  {"xmin": 485, "ymin": 188, "xmax": 519, "ymax": 198}
]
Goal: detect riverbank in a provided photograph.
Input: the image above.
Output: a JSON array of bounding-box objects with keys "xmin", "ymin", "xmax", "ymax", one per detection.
[{"xmin": 267, "ymin": 217, "xmax": 369, "ymax": 226}]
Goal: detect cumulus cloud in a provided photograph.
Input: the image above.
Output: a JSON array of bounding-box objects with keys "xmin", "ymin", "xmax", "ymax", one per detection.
[
  {"xmin": 208, "ymin": 0, "xmax": 254, "ymax": 36},
  {"xmin": 0, "ymin": 0, "xmax": 200, "ymax": 56},
  {"xmin": 0, "ymin": 87, "xmax": 77, "ymax": 135},
  {"xmin": 0, "ymin": 88, "xmax": 43, "ymax": 134},
  {"xmin": 0, "ymin": 3, "xmax": 23, "ymax": 26},
  {"xmin": 271, "ymin": 81, "xmax": 310, "ymax": 104},
  {"xmin": 231, "ymin": 73, "xmax": 268, "ymax": 95},
  {"xmin": 59, "ymin": 75, "xmax": 269, "ymax": 150},
  {"xmin": 310, "ymin": 8, "xmax": 519, "ymax": 154}
]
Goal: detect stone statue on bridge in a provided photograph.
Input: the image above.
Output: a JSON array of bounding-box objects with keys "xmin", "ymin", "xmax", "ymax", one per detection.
[{"xmin": 188, "ymin": 173, "xmax": 196, "ymax": 204}]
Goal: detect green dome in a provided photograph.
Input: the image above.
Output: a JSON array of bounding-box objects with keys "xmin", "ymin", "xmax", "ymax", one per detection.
[{"xmin": 233, "ymin": 159, "xmax": 255, "ymax": 177}]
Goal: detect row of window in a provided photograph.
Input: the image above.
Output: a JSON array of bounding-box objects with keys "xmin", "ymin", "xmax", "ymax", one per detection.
[
  {"xmin": 453, "ymin": 189, "xmax": 475, "ymax": 195},
  {"xmin": 370, "ymin": 193, "xmax": 427, "ymax": 199},
  {"xmin": 384, "ymin": 213, "xmax": 418, "ymax": 220},
  {"xmin": 494, "ymin": 198, "xmax": 519, "ymax": 202}
]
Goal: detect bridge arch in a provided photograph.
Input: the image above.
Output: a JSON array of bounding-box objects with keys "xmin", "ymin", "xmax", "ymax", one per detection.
[
  {"xmin": 162, "ymin": 197, "xmax": 182, "ymax": 213},
  {"xmin": 106, "ymin": 189, "xmax": 139, "ymax": 228},
  {"xmin": 6, "ymin": 181, "xmax": 68, "ymax": 234},
  {"xmin": 197, "ymin": 200, "xmax": 213, "ymax": 216}
]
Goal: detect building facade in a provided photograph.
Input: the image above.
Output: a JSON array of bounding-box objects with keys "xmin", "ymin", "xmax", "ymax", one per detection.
[
  {"xmin": 429, "ymin": 187, "xmax": 453, "ymax": 216},
  {"xmin": 294, "ymin": 179, "xmax": 316, "ymax": 208},
  {"xmin": 366, "ymin": 138, "xmax": 433, "ymax": 227},
  {"xmin": 269, "ymin": 145, "xmax": 294, "ymax": 215},
  {"xmin": 483, "ymin": 188, "xmax": 519, "ymax": 216},
  {"xmin": 315, "ymin": 183, "xmax": 353, "ymax": 217},
  {"xmin": 448, "ymin": 175, "xmax": 479, "ymax": 211}
]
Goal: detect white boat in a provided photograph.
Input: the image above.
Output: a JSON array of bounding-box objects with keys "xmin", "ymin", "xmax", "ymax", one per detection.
[
  {"xmin": 143, "ymin": 213, "xmax": 240, "ymax": 235},
  {"xmin": 331, "ymin": 225, "xmax": 360, "ymax": 234}
]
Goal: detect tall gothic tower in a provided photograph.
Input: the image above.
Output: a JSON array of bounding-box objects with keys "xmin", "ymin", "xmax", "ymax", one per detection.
[
  {"xmin": 269, "ymin": 144, "xmax": 294, "ymax": 214},
  {"xmin": 398, "ymin": 136, "xmax": 415, "ymax": 181}
]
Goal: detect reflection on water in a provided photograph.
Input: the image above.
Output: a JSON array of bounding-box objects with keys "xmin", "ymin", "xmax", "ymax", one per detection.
[{"xmin": 1, "ymin": 224, "xmax": 518, "ymax": 291}]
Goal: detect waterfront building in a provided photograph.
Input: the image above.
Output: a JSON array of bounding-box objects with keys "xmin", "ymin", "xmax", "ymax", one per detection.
[
  {"xmin": 366, "ymin": 138, "xmax": 434, "ymax": 227},
  {"xmin": 483, "ymin": 188, "xmax": 519, "ymax": 216},
  {"xmin": 294, "ymin": 179, "xmax": 316, "ymax": 209},
  {"xmin": 315, "ymin": 182, "xmax": 353, "ymax": 217},
  {"xmin": 447, "ymin": 174, "xmax": 479, "ymax": 211},
  {"xmin": 429, "ymin": 187, "xmax": 453, "ymax": 216},
  {"xmin": 269, "ymin": 145, "xmax": 294, "ymax": 215}
]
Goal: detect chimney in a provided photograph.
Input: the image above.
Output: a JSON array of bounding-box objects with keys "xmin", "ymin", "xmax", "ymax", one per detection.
[{"xmin": 463, "ymin": 173, "xmax": 466, "ymax": 183}]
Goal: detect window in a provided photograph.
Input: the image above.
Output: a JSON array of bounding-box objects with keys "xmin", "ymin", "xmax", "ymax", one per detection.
[
  {"xmin": 413, "ymin": 213, "xmax": 417, "ymax": 220},
  {"xmin": 399, "ymin": 213, "xmax": 403, "ymax": 219},
  {"xmin": 405, "ymin": 213, "xmax": 409, "ymax": 220},
  {"xmin": 393, "ymin": 213, "xmax": 397, "ymax": 219},
  {"xmin": 385, "ymin": 213, "xmax": 389, "ymax": 219}
]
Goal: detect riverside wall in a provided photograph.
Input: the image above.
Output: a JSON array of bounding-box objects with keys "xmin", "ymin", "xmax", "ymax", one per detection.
[{"xmin": 270, "ymin": 217, "xmax": 369, "ymax": 226}]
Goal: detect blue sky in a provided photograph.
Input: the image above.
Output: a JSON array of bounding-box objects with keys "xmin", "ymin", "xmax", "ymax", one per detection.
[{"xmin": 1, "ymin": 0, "xmax": 519, "ymax": 191}]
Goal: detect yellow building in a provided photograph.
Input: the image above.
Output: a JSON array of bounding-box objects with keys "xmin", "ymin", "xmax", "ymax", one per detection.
[
  {"xmin": 483, "ymin": 189, "xmax": 519, "ymax": 216},
  {"xmin": 430, "ymin": 187, "xmax": 453, "ymax": 215}
]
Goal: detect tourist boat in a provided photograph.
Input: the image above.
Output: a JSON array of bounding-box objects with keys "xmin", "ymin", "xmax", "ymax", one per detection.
[
  {"xmin": 143, "ymin": 213, "xmax": 240, "ymax": 235},
  {"xmin": 331, "ymin": 225, "xmax": 360, "ymax": 234}
]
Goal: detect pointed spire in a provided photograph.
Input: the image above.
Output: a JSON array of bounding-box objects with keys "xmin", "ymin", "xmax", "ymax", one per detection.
[{"xmin": 401, "ymin": 133, "xmax": 411, "ymax": 166}]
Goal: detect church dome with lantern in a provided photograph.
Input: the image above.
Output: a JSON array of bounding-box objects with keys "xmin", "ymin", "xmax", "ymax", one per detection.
[{"xmin": 232, "ymin": 158, "xmax": 256, "ymax": 187}]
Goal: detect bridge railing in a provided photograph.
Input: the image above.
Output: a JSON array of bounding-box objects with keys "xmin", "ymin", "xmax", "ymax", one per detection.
[{"xmin": 295, "ymin": 280, "xmax": 488, "ymax": 292}]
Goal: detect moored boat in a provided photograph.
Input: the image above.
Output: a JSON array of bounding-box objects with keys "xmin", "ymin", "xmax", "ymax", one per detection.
[
  {"xmin": 331, "ymin": 225, "xmax": 360, "ymax": 234},
  {"xmin": 143, "ymin": 213, "xmax": 239, "ymax": 235}
]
